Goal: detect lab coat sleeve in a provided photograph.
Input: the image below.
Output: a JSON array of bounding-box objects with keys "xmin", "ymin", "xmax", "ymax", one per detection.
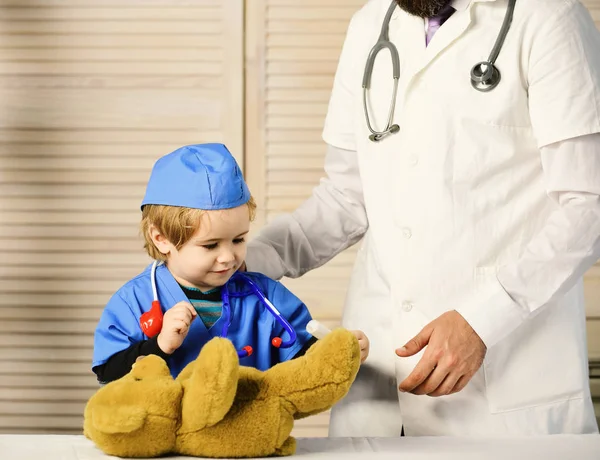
[
  {"xmin": 247, "ymin": 144, "xmax": 367, "ymax": 280},
  {"xmin": 456, "ymin": 133, "xmax": 600, "ymax": 349},
  {"xmin": 456, "ymin": 2, "xmax": 600, "ymax": 348},
  {"xmin": 246, "ymin": 13, "xmax": 367, "ymax": 280},
  {"xmin": 526, "ymin": 0, "xmax": 600, "ymax": 148},
  {"xmin": 92, "ymin": 291, "xmax": 146, "ymax": 368}
]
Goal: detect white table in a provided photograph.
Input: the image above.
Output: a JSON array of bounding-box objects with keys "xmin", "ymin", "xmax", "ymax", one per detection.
[{"xmin": 1, "ymin": 434, "xmax": 599, "ymax": 459}]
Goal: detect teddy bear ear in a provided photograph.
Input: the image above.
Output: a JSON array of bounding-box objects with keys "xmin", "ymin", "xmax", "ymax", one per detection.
[
  {"xmin": 90, "ymin": 405, "xmax": 147, "ymax": 434},
  {"xmin": 131, "ymin": 355, "xmax": 171, "ymax": 380}
]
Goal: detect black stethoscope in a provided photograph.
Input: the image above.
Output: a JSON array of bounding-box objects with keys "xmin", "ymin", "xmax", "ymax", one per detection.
[{"xmin": 364, "ymin": 0, "xmax": 517, "ymax": 142}]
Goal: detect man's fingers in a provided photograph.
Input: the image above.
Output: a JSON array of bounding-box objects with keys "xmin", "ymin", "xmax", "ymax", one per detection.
[
  {"xmin": 448, "ymin": 373, "xmax": 473, "ymax": 395},
  {"xmin": 410, "ymin": 365, "xmax": 450, "ymax": 396},
  {"xmin": 396, "ymin": 324, "xmax": 433, "ymax": 357},
  {"xmin": 428, "ymin": 372, "xmax": 462, "ymax": 397},
  {"xmin": 395, "ymin": 311, "xmax": 486, "ymax": 397},
  {"xmin": 398, "ymin": 354, "xmax": 437, "ymax": 393}
]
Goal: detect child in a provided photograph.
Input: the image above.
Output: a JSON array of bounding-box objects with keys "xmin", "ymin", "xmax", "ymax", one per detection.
[{"xmin": 92, "ymin": 144, "xmax": 369, "ymax": 383}]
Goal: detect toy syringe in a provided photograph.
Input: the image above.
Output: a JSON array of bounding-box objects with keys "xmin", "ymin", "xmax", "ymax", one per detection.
[{"xmin": 306, "ymin": 320, "xmax": 331, "ymax": 340}]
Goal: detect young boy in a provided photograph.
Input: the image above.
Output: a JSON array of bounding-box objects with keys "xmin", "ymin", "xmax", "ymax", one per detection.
[{"xmin": 92, "ymin": 144, "xmax": 369, "ymax": 383}]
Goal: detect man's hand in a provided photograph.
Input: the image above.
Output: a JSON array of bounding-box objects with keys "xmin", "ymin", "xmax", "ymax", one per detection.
[
  {"xmin": 350, "ymin": 330, "xmax": 370, "ymax": 363},
  {"xmin": 396, "ymin": 310, "xmax": 486, "ymax": 397}
]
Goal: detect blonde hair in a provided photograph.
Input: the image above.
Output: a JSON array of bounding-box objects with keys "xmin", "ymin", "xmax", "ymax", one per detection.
[{"xmin": 141, "ymin": 197, "xmax": 257, "ymax": 261}]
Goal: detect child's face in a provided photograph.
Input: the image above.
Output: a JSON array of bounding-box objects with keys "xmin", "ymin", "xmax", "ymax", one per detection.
[{"xmin": 155, "ymin": 205, "xmax": 250, "ymax": 291}]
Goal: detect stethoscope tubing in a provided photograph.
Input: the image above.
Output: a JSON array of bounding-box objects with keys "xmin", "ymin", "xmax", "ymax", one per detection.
[
  {"xmin": 149, "ymin": 261, "xmax": 298, "ymax": 359},
  {"xmin": 364, "ymin": 0, "xmax": 516, "ymax": 141}
]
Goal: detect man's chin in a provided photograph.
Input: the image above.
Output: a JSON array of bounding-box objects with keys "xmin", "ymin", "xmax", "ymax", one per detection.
[{"xmin": 394, "ymin": 0, "xmax": 452, "ymax": 18}]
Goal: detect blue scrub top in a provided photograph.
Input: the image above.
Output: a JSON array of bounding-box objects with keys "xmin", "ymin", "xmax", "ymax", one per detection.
[{"xmin": 92, "ymin": 263, "xmax": 313, "ymax": 378}]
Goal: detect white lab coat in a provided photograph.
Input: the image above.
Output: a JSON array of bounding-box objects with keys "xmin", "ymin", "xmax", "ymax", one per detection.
[{"xmin": 247, "ymin": 0, "xmax": 600, "ymax": 436}]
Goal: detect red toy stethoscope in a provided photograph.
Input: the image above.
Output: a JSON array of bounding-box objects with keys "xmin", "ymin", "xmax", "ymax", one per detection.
[{"xmin": 140, "ymin": 261, "xmax": 298, "ymax": 358}]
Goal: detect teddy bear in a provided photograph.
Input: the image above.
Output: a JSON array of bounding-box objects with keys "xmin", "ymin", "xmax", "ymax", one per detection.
[{"xmin": 83, "ymin": 328, "xmax": 360, "ymax": 458}]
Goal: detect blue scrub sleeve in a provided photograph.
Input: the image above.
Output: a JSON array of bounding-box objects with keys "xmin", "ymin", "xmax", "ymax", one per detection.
[
  {"xmin": 92, "ymin": 291, "xmax": 146, "ymax": 369},
  {"xmin": 267, "ymin": 280, "xmax": 314, "ymax": 362}
]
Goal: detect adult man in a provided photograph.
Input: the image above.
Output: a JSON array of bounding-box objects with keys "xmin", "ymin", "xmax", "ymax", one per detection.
[{"xmin": 247, "ymin": 0, "xmax": 600, "ymax": 436}]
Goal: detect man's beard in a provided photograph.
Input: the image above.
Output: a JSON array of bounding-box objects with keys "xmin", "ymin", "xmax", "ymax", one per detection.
[{"xmin": 394, "ymin": 0, "xmax": 451, "ymax": 18}]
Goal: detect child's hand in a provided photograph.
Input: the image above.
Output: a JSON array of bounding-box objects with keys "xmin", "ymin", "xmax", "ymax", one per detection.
[
  {"xmin": 351, "ymin": 330, "xmax": 370, "ymax": 363},
  {"xmin": 157, "ymin": 301, "xmax": 197, "ymax": 355}
]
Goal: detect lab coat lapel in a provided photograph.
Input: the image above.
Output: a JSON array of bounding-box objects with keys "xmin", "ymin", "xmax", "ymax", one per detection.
[
  {"xmin": 414, "ymin": 0, "xmax": 502, "ymax": 76},
  {"xmin": 414, "ymin": 6, "xmax": 473, "ymax": 78}
]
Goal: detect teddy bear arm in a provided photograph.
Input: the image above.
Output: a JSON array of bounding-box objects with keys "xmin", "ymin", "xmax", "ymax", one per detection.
[{"xmin": 265, "ymin": 330, "xmax": 360, "ymax": 394}]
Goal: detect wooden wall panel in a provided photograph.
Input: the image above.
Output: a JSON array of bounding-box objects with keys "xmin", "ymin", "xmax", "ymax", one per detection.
[{"xmin": 0, "ymin": 0, "xmax": 244, "ymax": 433}]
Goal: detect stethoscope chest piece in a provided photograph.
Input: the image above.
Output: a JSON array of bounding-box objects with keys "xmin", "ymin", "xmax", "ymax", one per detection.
[{"xmin": 470, "ymin": 61, "xmax": 501, "ymax": 92}]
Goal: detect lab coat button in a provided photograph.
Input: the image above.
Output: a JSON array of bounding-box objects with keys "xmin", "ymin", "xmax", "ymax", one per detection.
[
  {"xmin": 408, "ymin": 156, "xmax": 419, "ymax": 166},
  {"xmin": 402, "ymin": 228, "xmax": 412, "ymax": 239},
  {"xmin": 402, "ymin": 301, "xmax": 413, "ymax": 312}
]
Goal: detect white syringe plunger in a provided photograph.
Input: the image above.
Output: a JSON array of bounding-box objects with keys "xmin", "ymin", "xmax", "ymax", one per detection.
[{"xmin": 306, "ymin": 320, "xmax": 332, "ymax": 340}]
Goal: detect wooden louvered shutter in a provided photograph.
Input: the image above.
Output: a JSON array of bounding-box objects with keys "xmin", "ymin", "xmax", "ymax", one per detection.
[
  {"xmin": 586, "ymin": 0, "xmax": 600, "ymax": 24},
  {"xmin": 245, "ymin": 0, "xmax": 367, "ymax": 437},
  {"xmin": 0, "ymin": 0, "xmax": 243, "ymax": 433}
]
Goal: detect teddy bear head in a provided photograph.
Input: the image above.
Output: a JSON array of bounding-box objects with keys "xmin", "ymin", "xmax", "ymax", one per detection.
[{"xmin": 83, "ymin": 355, "xmax": 183, "ymax": 458}]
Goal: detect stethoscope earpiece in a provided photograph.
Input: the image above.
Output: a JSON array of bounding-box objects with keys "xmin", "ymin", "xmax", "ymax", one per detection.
[{"xmin": 470, "ymin": 61, "xmax": 501, "ymax": 92}]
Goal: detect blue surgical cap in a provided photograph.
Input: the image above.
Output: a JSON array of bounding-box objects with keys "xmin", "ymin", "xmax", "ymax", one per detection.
[{"xmin": 141, "ymin": 143, "xmax": 251, "ymax": 211}]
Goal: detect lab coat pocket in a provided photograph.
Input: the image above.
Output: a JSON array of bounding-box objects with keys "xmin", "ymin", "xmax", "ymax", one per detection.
[
  {"xmin": 475, "ymin": 267, "xmax": 587, "ymax": 414},
  {"xmin": 451, "ymin": 122, "xmax": 536, "ymax": 186}
]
